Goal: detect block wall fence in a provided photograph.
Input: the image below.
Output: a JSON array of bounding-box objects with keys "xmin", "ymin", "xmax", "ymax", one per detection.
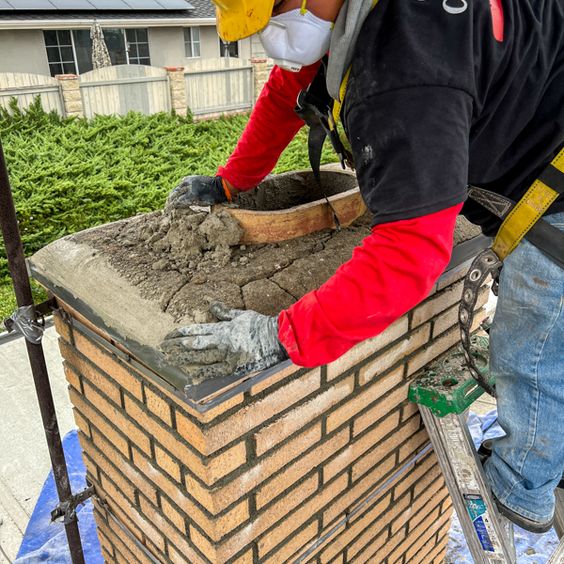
[
  {"xmin": 51, "ymin": 258, "xmax": 489, "ymax": 564},
  {"xmin": 0, "ymin": 59, "xmax": 270, "ymax": 121},
  {"xmin": 51, "ymin": 60, "xmax": 268, "ymax": 120}
]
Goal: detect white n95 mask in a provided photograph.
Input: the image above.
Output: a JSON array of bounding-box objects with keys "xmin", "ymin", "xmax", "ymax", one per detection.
[{"xmin": 259, "ymin": 9, "xmax": 332, "ymax": 72}]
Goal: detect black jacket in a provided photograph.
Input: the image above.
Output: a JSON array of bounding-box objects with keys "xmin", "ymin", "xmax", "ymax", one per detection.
[{"xmin": 343, "ymin": 0, "xmax": 564, "ymax": 235}]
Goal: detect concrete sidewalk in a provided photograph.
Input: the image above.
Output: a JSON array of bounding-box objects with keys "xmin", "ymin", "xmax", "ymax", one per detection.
[{"xmin": 0, "ymin": 326, "xmax": 75, "ymax": 563}]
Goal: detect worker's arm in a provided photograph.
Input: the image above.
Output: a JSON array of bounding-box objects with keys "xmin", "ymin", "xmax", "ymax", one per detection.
[
  {"xmin": 166, "ymin": 62, "xmax": 321, "ymax": 209},
  {"xmin": 278, "ymin": 202, "xmax": 463, "ymax": 366},
  {"xmin": 278, "ymin": 72, "xmax": 472, "ymax": 365},
  {"xmin": 159, "ymin": 203, "xmax": 462, "ymax": 381},
  {"xmin": 217, "ymin": 62, "xmax": 321, "ymax": 190}
]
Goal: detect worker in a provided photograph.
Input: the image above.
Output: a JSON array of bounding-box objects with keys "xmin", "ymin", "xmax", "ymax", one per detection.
[{"xmin": 163, "ymin": 0, "xmax": 564, "ymax": 534}]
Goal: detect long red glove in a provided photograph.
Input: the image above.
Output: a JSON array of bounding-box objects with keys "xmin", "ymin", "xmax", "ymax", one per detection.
[
  {"xmin": 217, "ymin": 62, "xmax": 321, "ymax": 190},
  {"xmin": 278, "ymin": 203, "xmax": 464, "ymax": 367}
]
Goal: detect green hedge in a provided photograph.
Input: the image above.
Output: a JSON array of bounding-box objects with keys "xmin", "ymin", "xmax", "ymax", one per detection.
[{"xmin": 0, "ymin": 99, "xmax": 338, "ymax": 321}]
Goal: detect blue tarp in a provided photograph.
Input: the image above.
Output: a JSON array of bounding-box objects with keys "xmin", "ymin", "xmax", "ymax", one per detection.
[
  {"xmin": 15, "ymin": 430, "xmax": 101, "ymax": 564},
  {"xmin": 16, "ymin": 413, "xmax": 559, "ymax": 562}
]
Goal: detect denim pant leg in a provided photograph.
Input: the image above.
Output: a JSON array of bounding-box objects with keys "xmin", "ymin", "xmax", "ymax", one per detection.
[{"xmin": 484, "ymin": 211, "xmax": 564, "ymax": 523}]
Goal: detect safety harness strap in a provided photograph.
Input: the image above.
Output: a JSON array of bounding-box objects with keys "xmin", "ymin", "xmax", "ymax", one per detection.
[
  {"xmin": 331, "ymin": 67, "xmax": 351, "ymax": 126},
  {"xmin": 539, "ymin": 162, "xmax": 564, "ymax": 193},
  {"xmin": 462, "ymin": 148, "xmax": 564, "ymax": 397},
  {"xmin": 492, "ymin": 148, "xmax": 564, "ymax": 260},
  {"xmin": 295, "ymin": 57, "xmax": 353, "ymax": 170},
  {"xmin": 468, "ymin": 190, "xmax": 564, "ymax": 271},
  {"xmin": 526, "ymin": 219, "xmax": 564, "ymax": 269},
  {"xmin": 294, "ymin": 58, "xmax": 348, "ymax": 229}
]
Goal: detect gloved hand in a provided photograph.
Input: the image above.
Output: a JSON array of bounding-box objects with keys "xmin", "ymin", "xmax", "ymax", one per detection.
[
  {"xmin": 160, "ymin": 302, "xmax": 289, "ymax": 383},
  {"xmin": 166, "ymin": 175, "xmax": 230, "ymax": 210}
]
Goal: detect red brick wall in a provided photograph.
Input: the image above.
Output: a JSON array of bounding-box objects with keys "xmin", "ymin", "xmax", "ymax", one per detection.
[{"xmin": 53, "ymin": 258, "xmax": 488, "ymax": 563}]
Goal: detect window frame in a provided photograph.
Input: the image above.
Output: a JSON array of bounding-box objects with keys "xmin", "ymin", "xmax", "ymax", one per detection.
[
  {"xmin": 184, "ymin": 27, "xmax": 201, "ymax": 58},
  {"xmin": 124, "ymin": 28, "xmax": 151, "ymax": 66},
  {"xmin": 219, "ymin": 38, "xmax": 239, "ymax": 58},
  {"xmin": 43, "ymin": 29, "xmax": 78, "ymax": 76},
  {"xmin": 43, "ymin": 27, "xmax": 152, "ymax": 76}
]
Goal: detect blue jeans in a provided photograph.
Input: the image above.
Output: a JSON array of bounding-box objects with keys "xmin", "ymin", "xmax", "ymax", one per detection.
[{"xmin": 484, "ymin": 211, "xmax": 564, "ymax": 524}]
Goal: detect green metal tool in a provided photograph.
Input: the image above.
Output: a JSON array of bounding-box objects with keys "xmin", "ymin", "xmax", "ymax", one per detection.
[{"xmin": 408, "ymin": 333, "xmax": 494, "ymax": 417}]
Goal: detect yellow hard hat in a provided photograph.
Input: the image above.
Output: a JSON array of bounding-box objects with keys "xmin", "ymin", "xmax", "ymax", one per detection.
[{"xmin": 213, "ymin": 0, "xmax": 276, "ymax": 42}]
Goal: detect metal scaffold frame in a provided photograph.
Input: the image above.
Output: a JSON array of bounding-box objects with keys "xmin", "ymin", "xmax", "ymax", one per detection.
[{"xmin": 0, "ymin": 138, "xmax": 87, "ymax": 564}]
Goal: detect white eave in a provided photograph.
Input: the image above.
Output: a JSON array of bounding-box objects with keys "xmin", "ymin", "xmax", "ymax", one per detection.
[{"xmin": 0, "ymin": 16, "xmax": 216, "ymax": 30}]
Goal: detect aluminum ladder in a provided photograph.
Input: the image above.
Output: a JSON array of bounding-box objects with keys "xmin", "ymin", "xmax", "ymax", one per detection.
[{"xmin": 408, "ymin": 334, "xmax": 564, "ymax": 564}]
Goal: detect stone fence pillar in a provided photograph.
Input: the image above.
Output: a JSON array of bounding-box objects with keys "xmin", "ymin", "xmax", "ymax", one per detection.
[
  {"xmin": 55, "ymin": 74, "xmax": 84, "ymax": 118},
  {"xmin": 165, "ymin": 66, "xmax": 187, "ymax": 117},
  {"xmin": 251, "ymin": 57, "xmax": 269, "ymax": 102}
]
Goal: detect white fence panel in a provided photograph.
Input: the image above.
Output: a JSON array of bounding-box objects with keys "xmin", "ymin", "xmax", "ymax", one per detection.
[
  {"xmin": 0, "ymin": 72, "xmax": 64, "ymax": 115},
  {"xmin": 184, "ymin": 58, "xmax": 252, "ymax": 116},
  {"xmin": 79, "ymin": 65, "xmax": 170, "ymax": 118}
]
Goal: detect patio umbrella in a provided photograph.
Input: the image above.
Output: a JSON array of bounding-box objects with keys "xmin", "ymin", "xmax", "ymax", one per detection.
[{"xmin": 90, "ymin": 21, "xmax": 112, "ymax": 69}]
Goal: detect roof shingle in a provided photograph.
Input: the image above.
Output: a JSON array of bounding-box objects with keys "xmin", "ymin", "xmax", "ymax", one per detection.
[{"xmin": 0, "ymin": 0, "xmax": 215, "ymax": 19}]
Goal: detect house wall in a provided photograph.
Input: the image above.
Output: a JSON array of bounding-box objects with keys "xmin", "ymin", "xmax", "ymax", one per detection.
[
  {"xmin": 148, "ymin": 26, "xmax": 252, "ymax": 68},
  {"xmin": 238, "ymin": 35, "xmax": 252, "ymax": 59},
  {"xmin": 0, "ymin": 26, "xmax": 253, "ymax": 78},
  {"xmin": 250, "ymin": 33, "xmax": 266, "ymax": 59},
  {"xmin": 0, "ymin": 30, "xmax": 50, "ymax": 75},
  {"xmin": 147, "ymin": 27, "xmax": 186, "ymax": 67},
  {"xmin": 199, "ymin": 25, "xmax": 221, "ymax": 58}
]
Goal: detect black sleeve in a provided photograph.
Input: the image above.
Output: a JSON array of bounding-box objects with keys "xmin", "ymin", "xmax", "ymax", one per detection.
[{"xmin": 344, "ymin": 85, "xmax": 473, "ymax": 225}]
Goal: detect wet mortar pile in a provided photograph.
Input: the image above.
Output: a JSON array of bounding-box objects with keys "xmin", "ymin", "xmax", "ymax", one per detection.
[
  {"xmin": 71, "ymin": 171, "xmax": 369, "ymax": 326},
  {"xmin": 31, "ymin": 170, "xmax": 480, "ymax": 381},
  {"xmin": 81, "ymin": 209, "xmax": 370, "ymax": 315}
]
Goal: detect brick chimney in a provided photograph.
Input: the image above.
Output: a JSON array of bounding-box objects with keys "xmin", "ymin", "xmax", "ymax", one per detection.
[{"xmin": 32, "ymin": 204, "xmax": 489, "ymax": 563}]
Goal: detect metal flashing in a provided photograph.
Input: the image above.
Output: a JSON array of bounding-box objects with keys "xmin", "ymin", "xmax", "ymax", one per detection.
[
  {"xmin": 445, "ymin": 234, "xmax": 491, "ymax": 271},
  {"xmin": 29, "ymin": 264, "xmax": 285, "ymax": 411}
]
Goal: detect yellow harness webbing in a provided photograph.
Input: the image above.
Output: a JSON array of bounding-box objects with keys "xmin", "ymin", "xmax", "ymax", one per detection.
[
  {"xmin": 331, "ymin": 67, "xmax": 351, "ymax": 126},
  {"xmin": 492, "ymin": 148, "xmax": 564, "ymax": 260}
]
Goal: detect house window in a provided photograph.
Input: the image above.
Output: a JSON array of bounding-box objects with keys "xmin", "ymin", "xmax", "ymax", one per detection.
[
  {"xmin": 219, "ymin": 39, "xmax": 238, "ymax": 58},
  {"xmin": 73, "ymin": 29, "xmax": 93, "ymax": 74},
  {"xmin": 102, "ymin": 28, "xmax": 129, "ymax": 65},
  {"xmin": 43, "ymin": 30, "xmax": 77, "ymax": 76},
  {"xmin": 184, "ymin": 27, "xmax": 201, "ymax": 58},
  {"xmin": 43, "ymin": 28, "xmax": 150, "ymax": 76},
  {"xmin": 126, "ymin": 28, "xmax": 151, "ymax": 65}
]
